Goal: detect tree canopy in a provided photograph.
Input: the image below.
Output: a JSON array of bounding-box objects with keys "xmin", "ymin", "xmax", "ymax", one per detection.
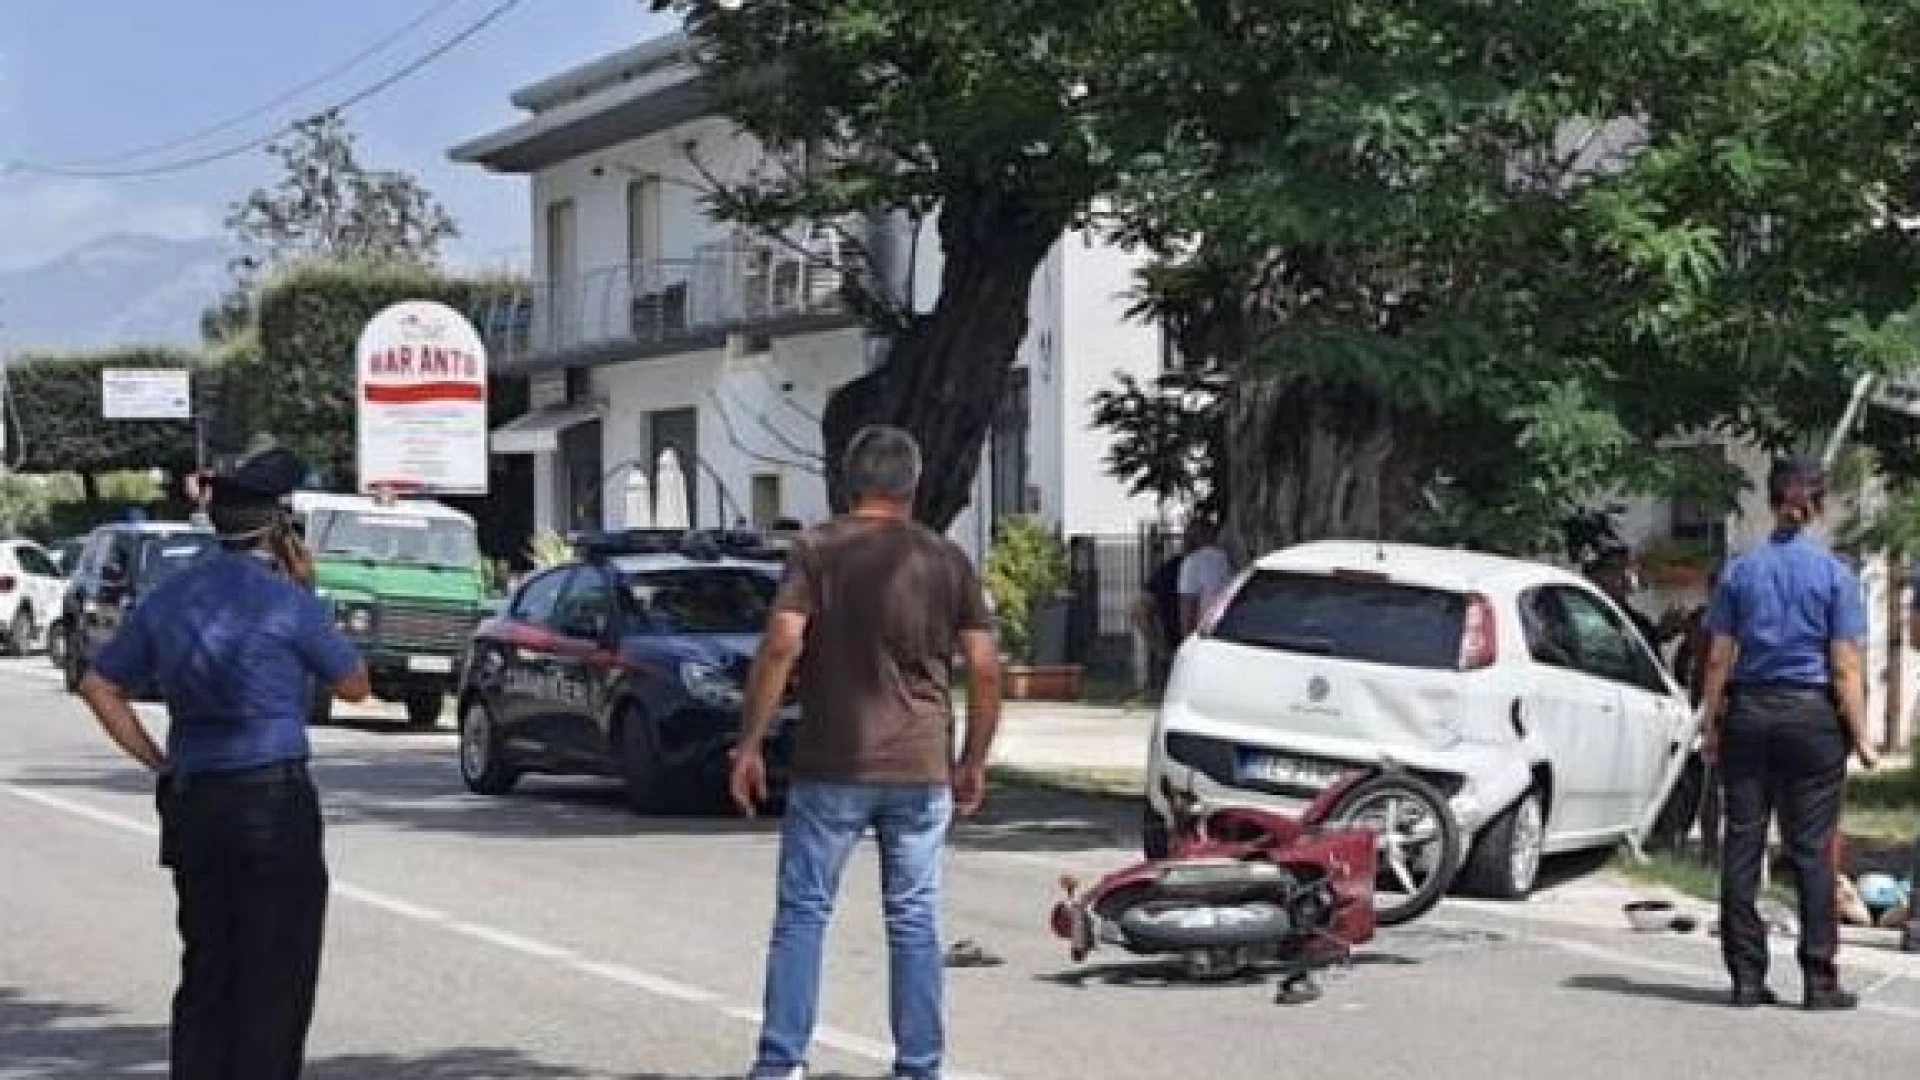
[
  {"xmin": 208, "ymin": 111, "xmax": 461, "ymax": 344},
  {"xmin": 1098, "ymin": 0, "xmax": 1920, "ymax": 556},
  {"xmin": 652, "ymin": 0, "xmax": 1173, "ymax": 525}
]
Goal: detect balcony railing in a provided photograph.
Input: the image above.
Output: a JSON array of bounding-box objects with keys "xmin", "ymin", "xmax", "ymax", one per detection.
[{"xmin": 469, "ymin": 240, "xmax": 855, "ymax": 368}]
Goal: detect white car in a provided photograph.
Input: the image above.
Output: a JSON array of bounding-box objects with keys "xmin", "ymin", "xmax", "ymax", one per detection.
[
  {"xmin": 1146, "ymin": 541, "xmax": 1700, "ymax": 900},
  {"xmin": 0, "ymin": 539, "xmax": 68, "ymax": 656}
]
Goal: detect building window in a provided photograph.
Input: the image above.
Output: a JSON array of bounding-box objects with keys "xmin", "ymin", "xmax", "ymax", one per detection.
[
  {"xmin": 990, "ymin": 367, "xmax": 1030, "ymax": 527},
  {"xmin": 751, "ymin": 473, "xmax": 783, "ymax": 528},
  {"xmin": 559, "ymin": 418, "xmax": 603, "ymax": 533},
  {"xmin": 545, "ymin": 200, "xmax": 578, "ymax": 345},
  {"xmin": 565, "ymin": 368, "xmax": 593, "ymax": 405},
  {"xmin": 626, "ymin": 179, "xmax": 654, "ymax": 266},
  {"xmin": 1670, "ymin": 444, "xmax": 1729, "ymax": 556}
]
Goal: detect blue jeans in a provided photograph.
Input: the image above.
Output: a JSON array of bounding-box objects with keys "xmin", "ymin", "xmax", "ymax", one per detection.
[{"xmin": 751, "ymin": 781, "xmax": 953, "ymax": 1079}]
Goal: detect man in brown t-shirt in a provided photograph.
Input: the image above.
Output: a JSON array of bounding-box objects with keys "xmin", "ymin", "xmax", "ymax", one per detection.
[{"xmin": 730, "ymin": 424, "xmax": 1001, "ymax": 1080}]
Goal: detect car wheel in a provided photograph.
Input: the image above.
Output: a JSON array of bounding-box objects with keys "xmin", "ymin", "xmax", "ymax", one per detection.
[
  {"xmin": 306, "ymin": 678, "xmax": 335, "ymax": 726},
  {"xmin": 1459, "ymin": 789, "xmax": 1546, "ymax": 900},
  {"xmin": 458, "ymin": 697, "xmax": 518, "ymax": 796},
  {"xmin": 6, "ymin": 608, "xmax": 34, "ymax": 658},
  {"xmin": 62, "ymin": 631, "xmax": 85, "ymax": 694},
  {"xmin": 404, "ymin": 691, "xmax": 444, "ymax": 730},
  {"xmin": 1142, "ymin": 802, "xmax": 1171, "ymax": 860},
  {"xmin": 45, "ymin": 618, "xmax": 67, "ymax": 669}
]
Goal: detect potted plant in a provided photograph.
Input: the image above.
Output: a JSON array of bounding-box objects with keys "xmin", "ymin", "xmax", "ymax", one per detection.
[{"xmin": 983, "ymin": 516, "xmax": 1083, "ymax": 701}]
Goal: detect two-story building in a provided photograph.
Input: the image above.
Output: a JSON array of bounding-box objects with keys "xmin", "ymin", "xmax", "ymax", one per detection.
[{"xmin": 450, "ymin": 31, "xmax": 1165, "ymax": 559}]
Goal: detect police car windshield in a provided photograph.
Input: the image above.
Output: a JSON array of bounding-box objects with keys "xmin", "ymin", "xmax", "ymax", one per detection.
[
  {"xmin": 310, "ymin": 509, "xmax": 478, "ymax": 569},
  {"xmin": 621, "ymin": 566, "xmax": 776, "ymax": 636}
]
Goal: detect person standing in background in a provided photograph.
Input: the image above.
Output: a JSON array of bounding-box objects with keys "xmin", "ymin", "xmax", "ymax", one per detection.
[
  {"xmin": 1134, "ymin": 523, "xmax": 1202, "ymax": 690},
  {"xmin": 1176, "ymin": 520, "xmax": 1234, "ymax": 636},
  {"xmin": 1698, "ymin": 455, "xmax": 1878, "ymax": 1010},
  {"xmin": 730, "ymin": 425, "xmax": 1003, "ymax": 1080}
]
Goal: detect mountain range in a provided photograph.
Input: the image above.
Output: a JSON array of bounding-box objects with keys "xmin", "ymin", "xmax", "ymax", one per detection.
[{"xmin": 0, "ymin": 234, "xmax": 232, "ymax": 353}]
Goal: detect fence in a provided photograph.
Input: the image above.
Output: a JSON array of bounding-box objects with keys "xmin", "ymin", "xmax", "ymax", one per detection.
[{"xmin": 1065, "ymin": 524, "xmax": 1180, "ymax": 684}]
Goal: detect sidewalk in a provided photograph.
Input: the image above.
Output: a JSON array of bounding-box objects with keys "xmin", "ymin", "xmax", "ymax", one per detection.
[{"xmin": 978, "ymin": 699, "xmax": 1156, "ymax": 784}]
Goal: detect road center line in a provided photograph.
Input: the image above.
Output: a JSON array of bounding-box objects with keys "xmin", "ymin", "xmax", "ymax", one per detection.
[{"xmin": 3, "ymin": 780, "xmax": 1008, "ymax": 1080}]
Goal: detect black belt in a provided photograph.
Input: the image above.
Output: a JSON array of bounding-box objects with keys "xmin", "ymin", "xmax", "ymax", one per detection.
[
  {"xmin": 165, "ymin": 760, "xmax": 309, "ymax": 795},
  {"xmin": 1730, "ymin": 681, "xmax": 1829, "ymax": 696}
]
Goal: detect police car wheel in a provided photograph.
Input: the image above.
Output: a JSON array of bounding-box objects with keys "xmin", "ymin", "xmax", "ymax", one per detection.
[
  {"xmin": 618, "ymin": 705, "xmax": 680, "ymax": 815},
  {"xmin": 459, "ymin": 697, "xmax": 517, "ymax": 796}
]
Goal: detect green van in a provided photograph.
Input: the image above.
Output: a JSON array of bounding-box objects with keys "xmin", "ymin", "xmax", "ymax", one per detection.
[{"xmin": 292, "ymin": 492, "xmax": 488, "ymax": 728}]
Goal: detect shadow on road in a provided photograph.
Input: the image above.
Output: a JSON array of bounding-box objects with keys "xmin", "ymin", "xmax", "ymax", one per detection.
[
  {"xmin": 1563, "ymin": 973, "xmax": 1729, "ymax": 1007},
  {"xmin": 12, "ymin": 748, "xmax": 1143, "ymax": 855},
  {"xmin": 0, "ymin": 986, "xmax": 597, "ymax": 1078}
]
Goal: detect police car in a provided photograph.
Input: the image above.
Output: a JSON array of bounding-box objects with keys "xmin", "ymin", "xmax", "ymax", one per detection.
[{"xmin": 455, "ymin": 529, "xmax": 796, "ymax": 814}]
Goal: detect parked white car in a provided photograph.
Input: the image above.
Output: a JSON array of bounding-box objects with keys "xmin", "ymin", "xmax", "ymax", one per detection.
[
  {"xmin": 1146, "ymin": 541, "xmax": 1700, "ymax": 901},
  {"xmin": 0, "ymin": 539, "xmax": 68, "ymax": 656}
]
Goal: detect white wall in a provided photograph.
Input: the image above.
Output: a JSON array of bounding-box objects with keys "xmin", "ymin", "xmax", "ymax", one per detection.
[
  {"xmin": 592, "ymin": 327, "xmax": 867, "ymax": 531},
  {"xmin": 530, "ymin": 117, "xmax": 767, "ymax": 282},
  {"xmin": 1059, "ymin": 231, "xmax": 1163, "ymax": 535}
]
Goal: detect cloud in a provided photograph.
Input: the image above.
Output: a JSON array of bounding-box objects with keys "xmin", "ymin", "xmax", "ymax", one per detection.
[{"xmin": 0, "ymin": 176, "xmax": 221, "ymax": 270}]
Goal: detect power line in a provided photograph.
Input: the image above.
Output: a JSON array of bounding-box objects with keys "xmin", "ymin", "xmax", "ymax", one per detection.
[
  {"xmin": 30, "ymin": 0, "xmax": 474, "ymax": 170},
  {"xmin": 2, "ymin": 0, "xmax": 527, "ymax": 181}
]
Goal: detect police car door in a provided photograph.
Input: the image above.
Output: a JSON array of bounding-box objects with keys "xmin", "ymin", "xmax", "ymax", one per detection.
[
  {"xmin": 492, "ymin": 567, "xmax": 575, "ymax": 757},
  {"xmin": 547, "ymin": 566, "xmax": 621, "ymax": 765}
]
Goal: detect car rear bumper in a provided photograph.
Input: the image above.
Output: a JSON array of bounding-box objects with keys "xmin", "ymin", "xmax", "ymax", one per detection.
[{"xmin": 1145, "ymin": 721, "xmax": 1534, "ymax": 839}]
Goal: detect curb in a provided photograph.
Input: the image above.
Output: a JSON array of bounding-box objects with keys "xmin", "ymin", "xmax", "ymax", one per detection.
[{"xmin": 987, "ymin": 763, "xmax": 1143, "ymax": 802}]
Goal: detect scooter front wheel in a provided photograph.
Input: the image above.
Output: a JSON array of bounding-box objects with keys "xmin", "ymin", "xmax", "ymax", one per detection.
[{"xmin": 1326, "ymin": 772, "xmax": 1462, "ymax": 927}]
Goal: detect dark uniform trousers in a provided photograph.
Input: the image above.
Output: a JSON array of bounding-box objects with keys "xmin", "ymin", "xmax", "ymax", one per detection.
[
  {"xmin": 1718, "ymin": 686, "xmax": 1848, "ymax": 989},
  {"xmin": 158, "ymin": 761, "xmax": 328, "ymax": 1080}
]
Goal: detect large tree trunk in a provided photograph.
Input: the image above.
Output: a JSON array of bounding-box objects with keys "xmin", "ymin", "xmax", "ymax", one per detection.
[
  {"xmin": 1221, "ymin": 376, "xmax": 1431, "ymax": 562},
  {"xmin": 822, "ymin": 191, "xmax": 1065, "ymax": 528}
]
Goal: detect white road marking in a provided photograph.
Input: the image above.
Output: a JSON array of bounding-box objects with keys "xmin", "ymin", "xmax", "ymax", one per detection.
[{"xmin": 1, "ymin": 779, "xmax": 1008, "ymax": 1079}]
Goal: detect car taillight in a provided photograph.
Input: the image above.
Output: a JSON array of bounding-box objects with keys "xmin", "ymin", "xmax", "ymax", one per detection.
[
  {"xmin": 0, "ymin": 575, "xmax": 15, "ymax": 593},
  {"xmin": 1460, "ymin": 592, "xmax": 1496, "ymax": 670}
]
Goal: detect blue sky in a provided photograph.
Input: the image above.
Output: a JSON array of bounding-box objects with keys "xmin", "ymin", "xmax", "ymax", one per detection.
[{"xmin": 0, "ymin": 0, "xmax": 669, "ymax": 271}]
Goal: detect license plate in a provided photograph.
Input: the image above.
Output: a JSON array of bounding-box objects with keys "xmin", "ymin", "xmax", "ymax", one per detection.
[
  {"xmin": 1239, "ymin": 752, "xmax": 1346, "ymax": 790},
  {"xmin": 407, "ymin": 655, "xmax": 455, "ymax": 674}
]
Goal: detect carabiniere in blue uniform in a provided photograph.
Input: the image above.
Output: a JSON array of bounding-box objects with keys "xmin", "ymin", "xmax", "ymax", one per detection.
[
  {"xmin": 1699, "ymin": 455, "xmax": 1877, "ymax": 1011},
  {"xmin": 77, "ymin": 446, "xmax": 368, "ymax": 1080}
]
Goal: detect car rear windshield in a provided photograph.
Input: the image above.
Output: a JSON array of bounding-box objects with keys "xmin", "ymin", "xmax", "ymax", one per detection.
[
  {"xmin": 1210, "ymin": 569, "xmax": 1467, "ymax": 670},
  {"xmin": 622, "ymin": 567, "xmax": 778, "ymax": 635},
  {"xmin": 140, "ymin": 533, "xmax": 216, "ymax": 584}
]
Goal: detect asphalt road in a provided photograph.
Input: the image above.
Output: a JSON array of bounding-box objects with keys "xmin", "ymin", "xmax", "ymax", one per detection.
[{"xmin": 4, "ymin": 656, "xmax": 1919, "ymax": 1080}]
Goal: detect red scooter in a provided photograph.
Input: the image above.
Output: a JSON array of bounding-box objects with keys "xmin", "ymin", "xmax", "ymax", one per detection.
[{"xmin": 1049, "ymin": 764, "xmax": 1462, "ymax": 1003}]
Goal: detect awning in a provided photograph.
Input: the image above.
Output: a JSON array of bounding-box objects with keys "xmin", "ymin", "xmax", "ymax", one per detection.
[{"xmin": 491, "ymin": 405, "xmax": 599, "ymax": 455}]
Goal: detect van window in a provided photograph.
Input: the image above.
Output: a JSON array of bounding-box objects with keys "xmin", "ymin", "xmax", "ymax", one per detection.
[
  {"xmin": 309, "ymin": 508, "xmax": 478, "ymax": 569},
  {"xmin": 1210, "ymin": 570, "xmax": 1466, "ymax": 670}
]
